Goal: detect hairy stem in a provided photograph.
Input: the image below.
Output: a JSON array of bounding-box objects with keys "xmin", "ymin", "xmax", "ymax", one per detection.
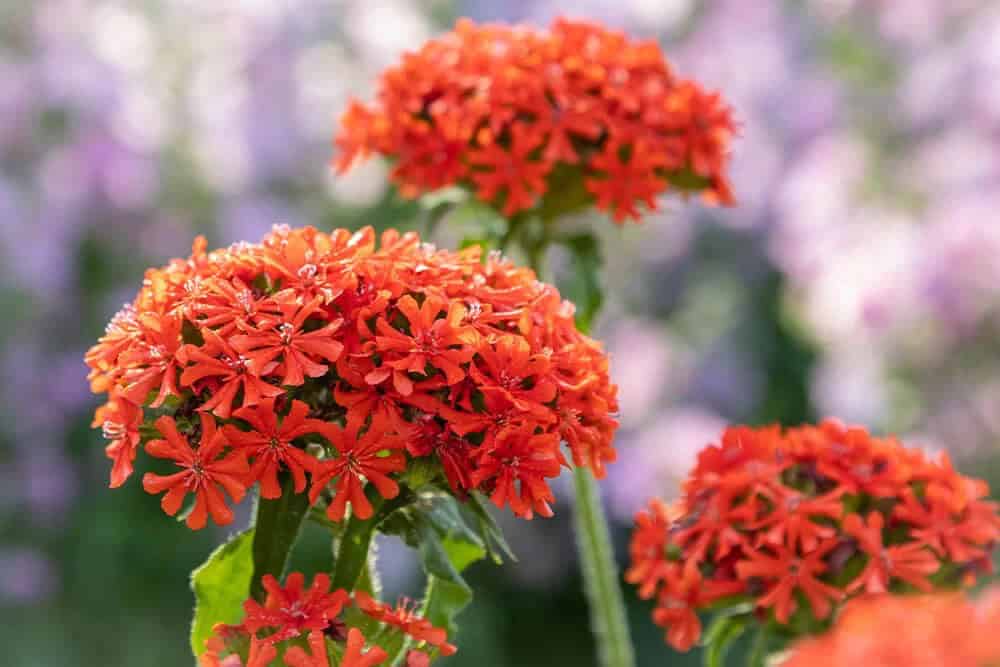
[
  {"xmin": 331, "ymin": 488, "xmax": 412, "ymax": 592},
  {"xmin": 250, "ymin": 474, "xmax": 311, "ymax": 601},
  {"xmin": 331, "ymin": 495, "xmax": 385, "ymax": 592},
  {"xmin": 522, "ymin": 220, "xmax": 634, "ymax": 667},
  {"xmin": 572, "ymin": 465, "xmax": 636, "ymax": 667}
]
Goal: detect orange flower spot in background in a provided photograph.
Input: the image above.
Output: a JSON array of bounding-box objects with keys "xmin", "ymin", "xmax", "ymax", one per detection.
[{"xmin": 782, "ymin": 589, "xmax": 1000, "ymax": 667}]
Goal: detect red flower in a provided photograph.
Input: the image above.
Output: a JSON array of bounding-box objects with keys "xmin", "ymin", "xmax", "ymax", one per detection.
[
  {"xmin": 750, "ymin": 488, "xmax": 844, "ymax": 553},
  {"xmin": 335, "ymin": 18, "xmax": 736, "ymax": 222},
  {"xmin": 200, "ymin": 634, "xmax": 277, "ymax": 667},
  {"xmin": 282, "ymin": 631, "xmax": 332, "ymax": 667},
  {"xmin": 119, "ymin": 312, "xmax": 183, "ymax": 407},
  {"xmin": 242, "ymin": 573, "xmax": 350, "ymax": 643},
  {"xmin": 192, "ymin": 276, "xmax": 282, "ymax": 337},
  {"xmin": 585, "ymin": 141, "xmax": 669, "ymax": 222},
  {"xmin": 340, "ymin": 628, "xmax": 387, "ymax": 667},
  {"xmin": 95, "ymin": 396, "xmax": 142, "ymax": 488},
  {"xmin": 735, "ymin": 541, "xmax": 843, "ymax": 624},
  {"xmin": 225, "ymin": 398, "xmax": 328, "ymax": 498},
  {"xmin": 354, "ymin": 592, "xmax": 456, "ymax": 656},
  {"xmin": 369, "ymin": 293, "xmax": 478, "ymax": 396},
  {"xmin": 405, "ymin": 651, "xmax": 431, "ymax": 667},
  {"xmin": 843, "ymin": 512, "xmax": 940, "ymax": 593},
  {"xmin": 470, "ymin": 335, "xmax": 557, "ymax": 418},
  {"xmin": 231, "ymin": 297, "xmax": 344, "ymax": 386},
  {"xmin": 142, "ymin": 414, "xmax": 249, "ymax": 529},
  {"xmin": 309, "ymin": 416, "xmax": 406, "ymax": 521},
  {"xmin": 468, "ymin": 126, "xmax": 551, "ymax": 216},
  {"xmin": 179, "ymin": 328, "xmax": 284, "ymax": 419},
  {"xmin": 399, "ymin": 413, "xmax": 473, "ymax": 493},
  {"xmin": 894, "ymin": 488, "xmax": 999, "ymax": 563},
  {"xmin": 652, "ymin": 594, "xmax": 701, "ymax": 652},
  {"xmin": 470, "ymin": 429, "xmax": 562, "ymax": 519}
]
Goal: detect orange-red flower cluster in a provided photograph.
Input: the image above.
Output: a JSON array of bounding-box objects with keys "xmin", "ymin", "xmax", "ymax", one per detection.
[
  {"xmin": 201, "ymin": 572, "xmax": 452, "ymax": 667},
  {"xmin": 625, "ymin": 420, "xmax": 1000, "ymax": 651},
  {"xmin": 85, "ymin": 225, "xmax": 618, "ymax": 526},
  {"xmin": 782, "ymin": 589, "xmax": 1000, "ymax": 667},
  {"xmin": 335, "ymin": 18, "xmax": 736, "ymax": 222}
]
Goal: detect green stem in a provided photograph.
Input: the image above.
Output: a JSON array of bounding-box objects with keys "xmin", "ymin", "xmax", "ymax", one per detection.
[
  {"xmin": 357, "ymin": 538, "xmax": 382, "ymax": 597},
  {"xmin": 572, "ymin": 466, "xmax": 636, "ymax": 667},
  {"xmin": 748, "ymin": 623, "xmax": 770, "ymax": 667},
  {"xmin": 524, "ymin": 214, "xmax": 634, "ymax": 667},
  {"xmin": 331, "ymin": 488, "xmax": 413, "ymax": 591},
  {"xmin": 331, "ymin": 495, "xmax": 385, "ymax": 592},
  {"xmin": 250, "ymin": 474, "xmax": 312, "ymax": 601}
]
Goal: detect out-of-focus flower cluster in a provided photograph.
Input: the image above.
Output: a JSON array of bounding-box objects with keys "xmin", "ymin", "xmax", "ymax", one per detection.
[
  {"xmin": 202, "ymin": 572, "xmax": 453, "ymax": 667},
  {"xmin": 596, "ymin": 0, "xmax": 1000, "ymax": 524},
  {"xmin": 335, "ymin": 17, "xmax": 735, "ymax": 221},
  {"xmin": 86, "ymin": 224, "xmax": 618, "ymax": 525},
  {"xmin": 626, "ymin": 419, "xmax": 1000, "ymax": 651},
  {"xmin": 782, "ymin": 589, "xmax": 1000, "ymax": 667}
]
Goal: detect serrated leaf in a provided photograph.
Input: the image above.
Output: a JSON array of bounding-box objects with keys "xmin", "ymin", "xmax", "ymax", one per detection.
[
  {"xmin": 190, "ymin": 529, "xmax": 254, "ymax": 657},
  {"xmin": 379, "ymin": 491, "xmax": 497, "ymax": 641},
  {"xmin": 422, "ymin": 574, "xmax": 473, "ymax": 638},
  {"xmin": 415, "ymin": 518, "xmax": 474, "ymax": 587},
  {"xmin": 462, "ymin": 492, "xmax": 515, "ymax": 564},
  {"xmin": 417, "ymin": 494, "xmax": 484, "ymax": 550}
]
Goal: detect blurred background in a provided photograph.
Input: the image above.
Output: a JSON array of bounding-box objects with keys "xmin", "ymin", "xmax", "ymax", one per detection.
[{"xmin": 2, "ymin": 0, "xmax": 1000, "ymax": 664}]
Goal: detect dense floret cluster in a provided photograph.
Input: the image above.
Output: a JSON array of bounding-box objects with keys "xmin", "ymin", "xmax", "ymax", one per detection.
[
  {"xmin": 201, "ymin": 572, "xmax": 453, "ymax": 667},
  {"xmin": 626, "ymin": 420, "xmax": 1000, "ymax": 650},
  {"xmin": 335, "ymin": 18, "xmax": 735, "ymax": 222},
  {"xmin": 86, "ymin": 225, "xmax": 618, "ymax": 526}
]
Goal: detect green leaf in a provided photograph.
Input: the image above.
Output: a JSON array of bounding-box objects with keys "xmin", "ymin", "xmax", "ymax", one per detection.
[
  {"xmin": 380, "ymin": 491, "xmax": 497, "ymax": 637},
  {"xmin": 422, "ymin": 574, "xmax": 473, "ymax": 637},
  {"xmin": 449, "ymin": 199, "xmax": 508, "ymax": 245},
  {"xmin": 701, "ymin": 612, "xmax": 751, "ymax": 667},
  {"xmin": 560, "ymin": 234, "xmax": 604, "ymax": 334},
  {"xmin": 190, "ymin": 529, "xmax": 255, "ymax": 657},
  {"xmin": 462, "ymin": 492, "xmax": 516, "ymax": 564},
  {"xmin": 250, "ymin": 474, "xmax": 311, "ymax": 601},
  {"xmin": 419, "ymin": 186, "xmax": 468, "ymax": 210}
]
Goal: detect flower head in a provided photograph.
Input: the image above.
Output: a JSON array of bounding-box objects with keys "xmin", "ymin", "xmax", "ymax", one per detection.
[
  {"xmin": 201, "ymin": 573, "xmax": 450, "ymax": 666},
  {"xmin": 86, "ymin": 225, "xmax": 618, "ymax": 523},
  {"xmin": 335, "ymin": 18, "xmax": 736, "ymax": 222},
  {"xmin": 626, "ymin": 420, "xmax": 1000, "ymax": 651}
]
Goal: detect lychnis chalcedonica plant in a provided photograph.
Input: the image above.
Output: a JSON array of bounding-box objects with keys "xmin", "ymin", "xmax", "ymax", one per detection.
[{"xmin": 87, "ymin": 15, "xmax": 740, "ymax": 667}]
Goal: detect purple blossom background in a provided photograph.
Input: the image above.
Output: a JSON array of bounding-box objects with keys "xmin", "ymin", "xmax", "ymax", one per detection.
[{"xmin": 2, "ymin": 0, "xmax": 999, "ymax": 665}]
